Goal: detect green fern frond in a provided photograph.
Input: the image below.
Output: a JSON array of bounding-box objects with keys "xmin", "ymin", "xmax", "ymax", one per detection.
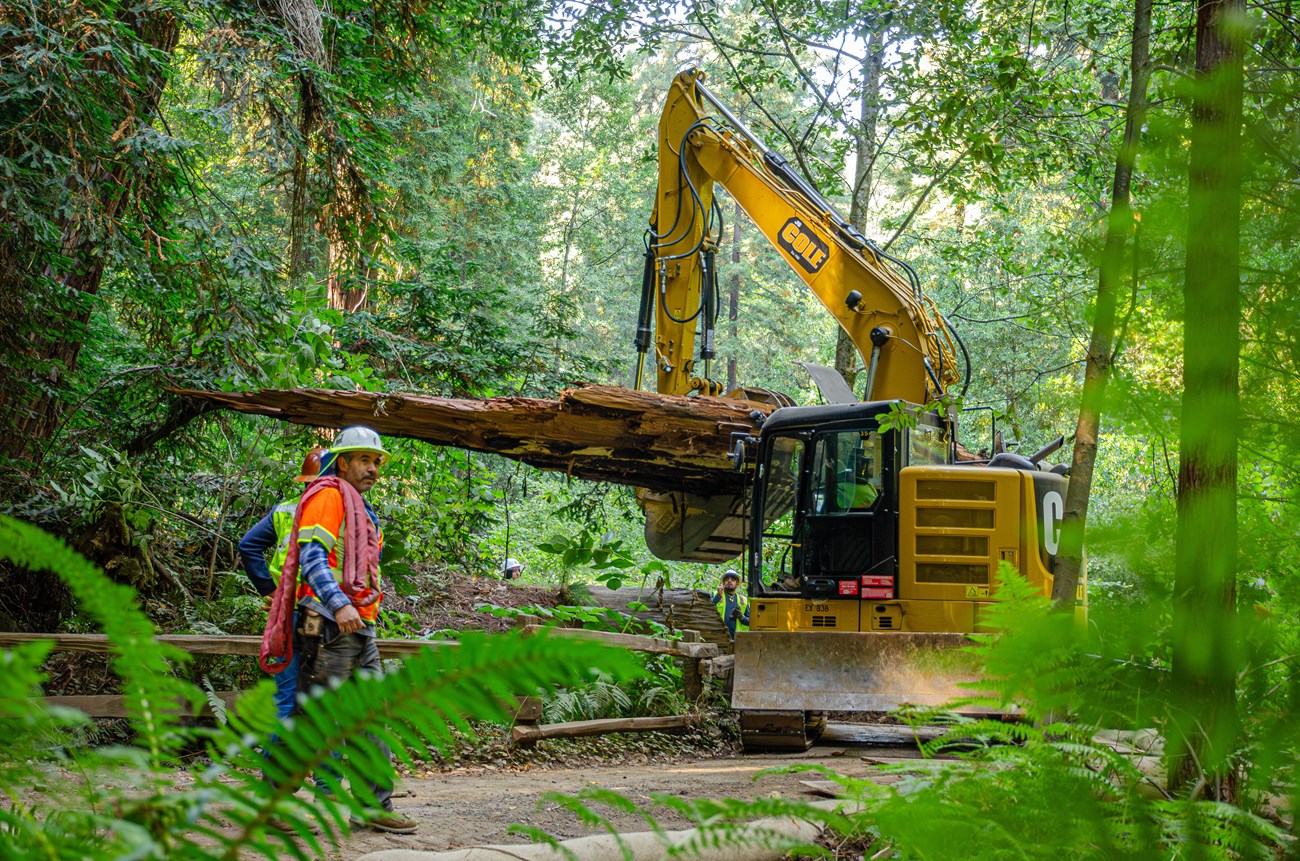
[
  {"xmin": 0, "ymin": 643, "xmax": 96, "ymax": 841},
  {"xmin": 0, "ymin": 519, "xmax": 649, "ymax": 860},
  {"xmin": 545, "ymin": 687, "xmax": 584, "ymax": 721},
  {"xmin": 752, "ymin": 762, "xmax": 885, "ymax": 805},
  {"xmin": 544, "ymin": 679, "xmax": 635, "ymax": 721},
  {"xmin": 533, "ymin": 792, "xmax": 638, "ymax": 861},
  {"xmin": 200, "ymin": 676, "xmax": 230, "ymax": 725},
  {"xmin": 652, "ymin": 792, "xmax": 850, "ymax": 830},
  {"xmin": 635, "ymin": 682, "xmax": 683, "ymax": 716},
  {"xmin": 671, "ymin": 823, "xmax": 828, "ymax": 860},
  {"xmin": 543, "ymin": 786, "xmax": 668, "ymax": 838},
  {"xmin": 590, "ymin": 679, "xmax": 633, "ymax": 716},
  {"xmin": 507, "ymin": 827, "xmax": 583, "ymax": 861},
  {"xmin": 180, "ymin": 629, "xmax": 643, "ymax": 859},
  {"xmin": 648, "ymin": 794, "xmax": 843, "ymax": 859},
  {"xmin": 0, "ymin": 516, "xmax": 197, "ymax": 769}
]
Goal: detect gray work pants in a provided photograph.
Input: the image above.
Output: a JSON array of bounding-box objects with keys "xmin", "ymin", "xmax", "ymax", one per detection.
[{"xmin": 292, "ymin": 611, "xmax": 394, "ymax": 812}]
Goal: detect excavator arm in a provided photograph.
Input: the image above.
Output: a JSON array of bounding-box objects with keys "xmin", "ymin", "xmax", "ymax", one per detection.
[
  {"xmin": 635, "ymin": 69, "xmax": 964, "ymax": 563},
  {"xmin": 634, "ymin": 69, "xmax": 963, "ymax": 406}
]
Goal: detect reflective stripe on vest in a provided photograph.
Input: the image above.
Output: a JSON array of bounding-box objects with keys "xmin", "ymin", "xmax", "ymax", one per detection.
[
  {"xmin": 295, "ymin": 497, "xmax": 384, "ymax": 621},
  {"xmin": 716, "ymin": 591, "xmax": 749, "ymax": 630}
]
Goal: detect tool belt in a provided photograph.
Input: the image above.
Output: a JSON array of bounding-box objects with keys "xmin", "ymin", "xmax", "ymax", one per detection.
[{"xmin": 295, "ymin": 608, "xmax": 338, "ymax": 689}]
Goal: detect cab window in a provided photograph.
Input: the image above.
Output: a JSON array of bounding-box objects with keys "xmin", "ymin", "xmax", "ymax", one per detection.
[
  {"xmin": 810, "ymin": 430, "xmax": 882, "ymax": 514},
  {"xmin": 907, "ymin": 424, "xmax": 949, "ymax": 466}
]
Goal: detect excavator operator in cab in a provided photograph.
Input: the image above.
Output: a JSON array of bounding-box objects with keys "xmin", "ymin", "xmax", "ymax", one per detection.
[{"xmin": 838, "ymin": 450, "xmax": 879, "ymax": 511}]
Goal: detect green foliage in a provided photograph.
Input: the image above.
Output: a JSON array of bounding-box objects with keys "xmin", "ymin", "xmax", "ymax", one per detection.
[
  {"xmin": 0, "ymin": 516, "xmax": 642, "ymax": 858},
  {"xmin": 473, "ymin": 603, "xmax": 686, "ymax": 720},
  {"xmin": 532, "ymin": 565, "xmax": 1286, "ymax": 860},
  {"xmin": 477, "ymin": 602, "xmax": 641, "ymax": 631},
  {"xmin": 537, "ymin": 530, "xmax": 667, "ymax": 592},
  {"xmin": 544, "ymin": 680, "xmax": 633, "ymax": 723},
  {"xmin": 2, "ymin": 1, "xmax": 1299, "ymax": 853}
]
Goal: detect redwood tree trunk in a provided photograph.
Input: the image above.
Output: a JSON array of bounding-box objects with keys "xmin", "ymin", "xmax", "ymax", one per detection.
[
  {"xmin": 1169, "ymin": 0, "xmax": 1245, "ymax": 798},
  {"xmin": 4, "ymin": 6, "xmax": 179, "ymax": 458}
]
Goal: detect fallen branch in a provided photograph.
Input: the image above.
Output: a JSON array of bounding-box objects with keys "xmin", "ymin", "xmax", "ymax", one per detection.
[{"xmin": 511, "ymin": 714, "xmax": 696, "ymax": 748}]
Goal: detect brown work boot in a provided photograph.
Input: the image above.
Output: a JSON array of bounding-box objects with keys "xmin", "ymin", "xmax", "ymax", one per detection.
[
  {"xmin": 267, "ymin": 817, "xmax": 316, "ymax": 835},
  {"xmin": 351, "ymin": 810, "xmax": 418, "ymax": 834}
]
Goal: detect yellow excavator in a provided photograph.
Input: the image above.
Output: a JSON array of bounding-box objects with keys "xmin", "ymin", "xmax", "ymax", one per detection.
[{"xmin": 633, "ymin": 69, "xmax": 1085, "ymax": 749}]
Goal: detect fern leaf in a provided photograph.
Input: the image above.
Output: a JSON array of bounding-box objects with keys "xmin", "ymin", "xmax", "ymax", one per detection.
[{"xmin": 0, "ymin": 516, "xmax": 197, "ymax": 769}]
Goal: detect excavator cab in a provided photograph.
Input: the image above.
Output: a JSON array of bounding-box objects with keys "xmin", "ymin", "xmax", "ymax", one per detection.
[
  {"xmin": 752, "ymin": 401, "xmax": 946, "ymax": 601},
  {"xmin": 733, "ymin": 401, "xmax": 991, "ymax": 749}
]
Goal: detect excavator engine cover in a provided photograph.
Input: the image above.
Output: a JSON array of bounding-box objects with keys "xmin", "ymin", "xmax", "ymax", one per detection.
[{"xmin": 731, "ymin": 630, "xmax": 985, "ymax": 713}]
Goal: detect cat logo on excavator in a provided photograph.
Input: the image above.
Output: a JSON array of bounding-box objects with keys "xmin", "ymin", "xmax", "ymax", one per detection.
[{"xmin": 778, "ymin": 218, "xmax": 829, "ymax": 274}]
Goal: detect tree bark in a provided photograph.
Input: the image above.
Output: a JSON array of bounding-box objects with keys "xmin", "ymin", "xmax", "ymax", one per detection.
[
  {"xmin": 287, "ymin": 74, "xmax": 323, "ymax": 279},
  {"xmin": 172, "ymin": 383, "xmax": 773, "ymax": 496},
  {"xmin": 727, "ymin": 201, "xmax": 742, "ymax": 393},
  {"xmin": 1169, "ymin": 0, "xmax": 1245, "ymax": 798},
  {"xmin": 1051, "ymin": 0, "xmax": 1152, "ymax": 606}
]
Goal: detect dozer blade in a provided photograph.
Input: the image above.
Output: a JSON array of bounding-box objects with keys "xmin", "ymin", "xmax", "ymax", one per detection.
[{"xmin": 731, "ymin": 631, "xmax": 986, "ymax": 713}]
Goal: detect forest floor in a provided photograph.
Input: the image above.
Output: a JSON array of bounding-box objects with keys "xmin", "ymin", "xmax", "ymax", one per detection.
[
  {"xmin": 319, "ymin": 573, "xmax": 915, "ymax": 859},
  {"xmin": 296, "ymin": 733, "xmax": 918, "ymax": 860},
  {"xmin": 42, "ymin": 569, "xmax": 930, "ymax": 859}
]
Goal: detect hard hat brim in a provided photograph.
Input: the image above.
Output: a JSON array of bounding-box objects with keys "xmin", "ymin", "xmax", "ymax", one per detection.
[{"xmin": 332, "ymin": 445, "xmax": 390, "ymax": 464}]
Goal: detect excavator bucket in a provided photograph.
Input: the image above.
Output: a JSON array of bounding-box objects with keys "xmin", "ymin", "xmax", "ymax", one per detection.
[{"xmin": 731, "ymin": 630, "xmax": 989, "ymax": 714}]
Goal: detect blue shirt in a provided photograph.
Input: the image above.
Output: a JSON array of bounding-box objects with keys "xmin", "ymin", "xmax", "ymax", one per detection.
[{"xmin": 237, "ymin": 511, "xmax": 279, "ymax": 597}]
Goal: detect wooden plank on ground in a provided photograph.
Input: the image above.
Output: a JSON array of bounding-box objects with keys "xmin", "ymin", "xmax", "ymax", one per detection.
[
  {"xmin": 171, "ymin": 384, "xmax": 773, "ymax": 496},
  {"xmin": 511, "ymin": 714, "xmax": 695, "ymax": 747},
  {"xmin": 0, "ymin": 630, "xmax": 715, "ymax": 659},
  {"xmin": 34, "ymin": 691, "xmax": 244, "ymax": 719},
  {"xmin": 0, "ymin": 632, "xmax": 456, "ymax": 658}
]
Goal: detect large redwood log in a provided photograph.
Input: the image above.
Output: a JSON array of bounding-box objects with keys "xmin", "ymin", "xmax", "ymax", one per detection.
[{"xmin": 172, "ymin": 384, "xmax": 772, "ymax": 496}]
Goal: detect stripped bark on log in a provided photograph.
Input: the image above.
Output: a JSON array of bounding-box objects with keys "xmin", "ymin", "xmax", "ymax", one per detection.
[{"xmin": 171, "ymin": 384, "xmax": 773, "ymax": 496}]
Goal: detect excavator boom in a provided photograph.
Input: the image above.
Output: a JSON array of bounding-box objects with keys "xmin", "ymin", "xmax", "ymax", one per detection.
[
  {"xmin": 636, "ymin": 69, "xmax": 963, "ymax": 565},
  {"xmin": 639, "ymin": 69, "xmax": 961, "ymax": 406}
]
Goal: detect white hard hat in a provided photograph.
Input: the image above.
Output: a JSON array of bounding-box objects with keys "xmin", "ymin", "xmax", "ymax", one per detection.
[
  {"xmin": 502, "ymin": 557, "xmax": 522, "ymax": 572},
  {"xmin": 332, "ymin": 426, "xmax": 389, "ymax": 464}
]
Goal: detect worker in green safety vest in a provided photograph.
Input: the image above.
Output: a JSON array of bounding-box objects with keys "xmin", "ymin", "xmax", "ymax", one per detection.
[
  {"xmin": 711, "ymin": 569, "xmax": 750, "ymax": 639},
  {"xmin": 238, "ymin": 446, "xmax": 326, "ymax": 717}
]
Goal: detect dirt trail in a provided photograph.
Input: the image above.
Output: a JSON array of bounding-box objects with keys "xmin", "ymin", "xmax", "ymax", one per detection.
[{"xmin": 336, "ymin": 726, "xmax": 930, "ymax": 859}]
